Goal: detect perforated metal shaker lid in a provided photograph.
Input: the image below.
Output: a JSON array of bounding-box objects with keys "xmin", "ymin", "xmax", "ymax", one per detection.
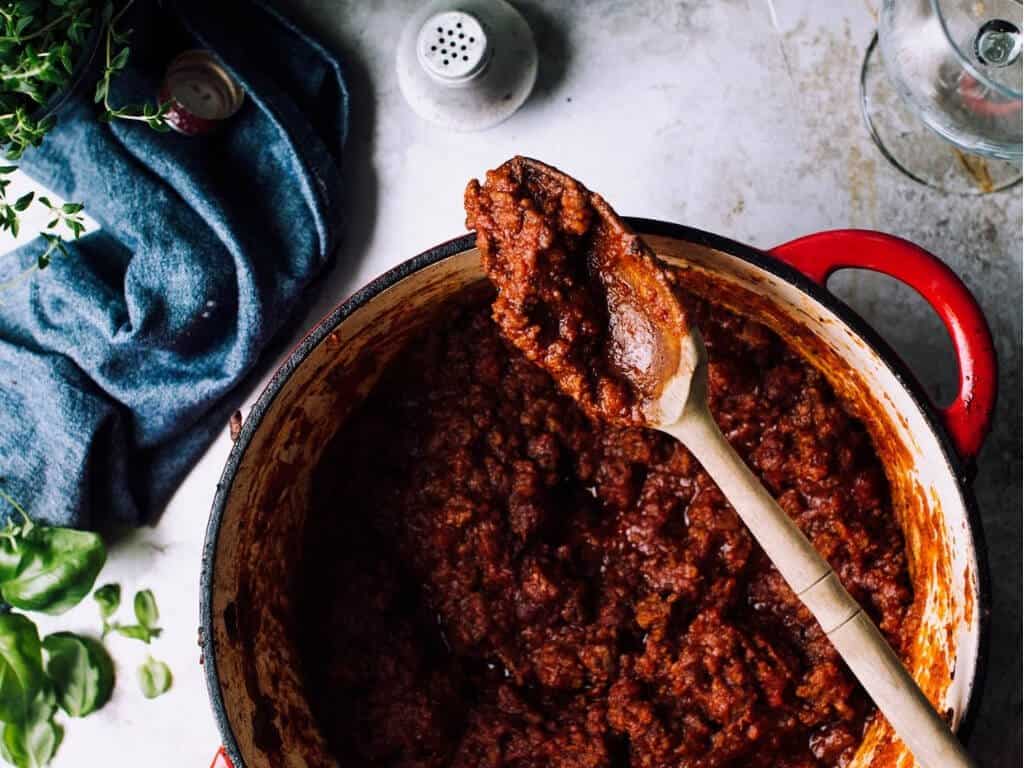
[{"xmin": 397, "ymin": 0, "xmax": 538, "ymax": 131}]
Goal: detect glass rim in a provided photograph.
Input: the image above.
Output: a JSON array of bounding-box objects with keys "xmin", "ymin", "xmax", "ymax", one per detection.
[{"xmin": 932, "ymin": 0, "xmax": 1024, "ymax": 100}]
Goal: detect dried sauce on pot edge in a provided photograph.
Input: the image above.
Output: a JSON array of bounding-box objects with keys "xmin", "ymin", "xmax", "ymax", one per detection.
[{"xmin": 296, "ymin": 160, "xmax": 914, "ymax": 768}]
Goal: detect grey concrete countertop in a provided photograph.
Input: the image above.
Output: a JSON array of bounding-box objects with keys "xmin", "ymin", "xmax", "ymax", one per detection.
[{"xmin": 16, "ymin": 1, "xmax": 1015, "ymax": 766}]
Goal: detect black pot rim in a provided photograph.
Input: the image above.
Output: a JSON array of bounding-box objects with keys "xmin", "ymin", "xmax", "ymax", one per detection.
[{"xmin": 200, "ymin": 219, "xmax": 991, "ymax": 767}]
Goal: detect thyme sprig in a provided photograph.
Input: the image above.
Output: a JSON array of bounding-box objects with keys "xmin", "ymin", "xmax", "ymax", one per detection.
[
  {"xmin": 94, "ymin": 0, "xmax": 170, "ymax": 129},
  {"xmin": 0, "ymin": 0, "xmax": 169, "ymax": 285}
]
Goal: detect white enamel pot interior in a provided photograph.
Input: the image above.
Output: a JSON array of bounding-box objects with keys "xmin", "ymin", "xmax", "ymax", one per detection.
[{"xmin": 201, "ymin": 220, "xmax": 988, "ymax": 768}]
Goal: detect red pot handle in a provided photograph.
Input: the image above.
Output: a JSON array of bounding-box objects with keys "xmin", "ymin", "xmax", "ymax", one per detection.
[
  {"xmin": 769, "ymin": 229, "xmax": 996, "ymax": 463},
  {"xmin": 210, "ymin": 747, "xmax": 234, "ymax": 768}
]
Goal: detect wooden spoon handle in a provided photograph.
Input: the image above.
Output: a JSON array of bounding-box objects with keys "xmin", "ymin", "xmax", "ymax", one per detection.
[{"xmin": 666, "ymin": 401, "xmax": 975, "ymax": 768}]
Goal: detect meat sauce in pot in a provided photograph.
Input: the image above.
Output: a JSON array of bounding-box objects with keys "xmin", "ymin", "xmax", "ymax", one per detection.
[{"xmin": 298, "ymin": 288, "xmax": 912, "ymax": 767}]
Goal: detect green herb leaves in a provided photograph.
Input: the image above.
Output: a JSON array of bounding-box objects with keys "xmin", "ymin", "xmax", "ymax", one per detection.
[
  {"xmin": 0, "ymin": 0, "xmax": 170, "ymax": 292},
  {"xmin": 0, "ymin": 164, "xmax": 36, "ymax": 239},
  {"xmin": 0, "ymin": 4, "xmax": 87, "ymax": 279},
  {"xmin": 92, "ymin": 583, "xmax": 120, "ymax": 618},
  {"xmin": 0, "ymin": 587, "xmax": 169, "ymax": 768},
  {"xmin": 0, "ymin": 495, "xmax": 105, "ymax": 617},
  {"xmin": 0, "ymin": 110, "xmax": 53, "ymax": 162},
  {"xmin": 133, "ymin": 589, "xmax": 157, "ymax": 628},
  {"xmin": 0, "ymin": 528, "xmax": 105, "ymax": 615},
  {"xmin": 94, "ymin": 1, "xmax": 170, "ymax": 130},
  {"xmin": 0, "ymin": 517, "xmax": 102, "ymax": 768},
  {"xmin": 136, "ymin": 656, "xmax": 171, "ymax": 699},
  {"xmin": 0, "ymin": 173, "xmax": 84, "ymax": 287},
  {"xmin": 102, "ymin": 588, "xmax": 162, "ymax": 644},
  {"xmin": 0, "ymin": 495, "xmax": 172, "ymax": 767},
  {"xmin": 38, "ymin": 196, "xmax": 85, "ymax": 239},
  {"xmin": 92, "ymin": 583, "xmax": 119, "ymax": 637},
  {"xmin": 115, "ymin": 587, "xmax": 162, "ymax": 643},
  {"xmin": 0, "ymin": 688, "xmax": 61, "ymax": 768},
  {"xmin": 41, "ymin": 634, "xmax": 113, "ymax": 718},
  {"xmin": 111, "ymin": 623, "xmax": 161, "ymax": 644},
  {"xmin": 0, "ymin": 0, "xmax": 93, "ymax": 159},
  {"xmin": 96, "ymin": 586, "xmax": 172, "ymax": 699},
  {"xmin": 11, "ymin": 192, "xmax": 32, "ymax": 213},
  {"xmin": 0, "ymin": 619, "xmax": 63, "ymax": 768},
  {"xmin": 0, "ymin": 614, "xmax": 44, "ymax": 724}
]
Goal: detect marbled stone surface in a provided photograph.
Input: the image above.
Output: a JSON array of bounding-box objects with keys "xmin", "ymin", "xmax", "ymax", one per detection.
[{"xmin": 0, "ymin": 1, "xmax": 1016, "ymax": 766}]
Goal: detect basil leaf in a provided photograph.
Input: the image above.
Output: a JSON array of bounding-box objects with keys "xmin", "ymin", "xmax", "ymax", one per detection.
[
  {"xmin": 112, "ymin": 624, "xmax": 160, "ymax": 644},
  {"xmin": 0, "ymin": 539, "xmax": 25, "ymax": 583},
  {"xmin": 0, "ymin": 688, "xmax": 61, "ymax": 768},
  {"xmin": 42, "ymin": 633, "xmax": 113, "ymax": 718},
  {"xmin": 133, "ymin": 589, "xmax": 158, "ymax": 628},
  {"xmin": 0, "ymin": 613, "xmax": 44, "ymax": 723},
  {"xmin": 92, "ymin": 583, "xmax": 120, "ymax": 620},
  {"xmin": 1, "ymin": 528, "xmax": 105, "ymax": 615},
  {"xmin": 137, "ymin": 657, "xmax": 171, "ymax": 699}
]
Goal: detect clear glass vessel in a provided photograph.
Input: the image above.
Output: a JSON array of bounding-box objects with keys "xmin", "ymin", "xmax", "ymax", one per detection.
[{"xmin": 861, "ymin": 0, "xmax": 1022, "ymax": 194}]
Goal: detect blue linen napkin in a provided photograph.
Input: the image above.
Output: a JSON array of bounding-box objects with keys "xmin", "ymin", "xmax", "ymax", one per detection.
[{"xmin": 0, "ymin": 0, "xmax": 349, "ymax": 528}]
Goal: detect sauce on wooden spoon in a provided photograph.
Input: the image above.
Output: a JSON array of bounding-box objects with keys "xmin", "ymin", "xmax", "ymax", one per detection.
[{"xmin": 465, "ymin": 156, "xmax": 696, "ymax": 427}]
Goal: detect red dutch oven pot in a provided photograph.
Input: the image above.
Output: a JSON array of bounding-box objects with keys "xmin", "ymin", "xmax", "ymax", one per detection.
[{"xmin": 201, "ymin": 223, "xmax": 995, "ymax": 768}]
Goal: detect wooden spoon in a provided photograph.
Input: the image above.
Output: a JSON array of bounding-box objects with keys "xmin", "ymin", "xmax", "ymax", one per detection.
[{"xmin": 466, "ymin": 157, "xmax": 975, "ymax": 768}]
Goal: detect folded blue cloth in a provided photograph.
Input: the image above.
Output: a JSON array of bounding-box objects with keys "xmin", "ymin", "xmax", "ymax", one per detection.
[{"xmin": 0, "ymin": 0, "xmax": 349, "ymax": 528}]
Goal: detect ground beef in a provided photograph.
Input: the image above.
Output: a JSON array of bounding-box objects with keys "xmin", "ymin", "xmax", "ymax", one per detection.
[
  {"xmin": 465, "ymin": 157, "xmax": 690, "ymax": 426},
  {"xmin": 299, "ymin": 291, "xmax": 912, "ymax": 768}
]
